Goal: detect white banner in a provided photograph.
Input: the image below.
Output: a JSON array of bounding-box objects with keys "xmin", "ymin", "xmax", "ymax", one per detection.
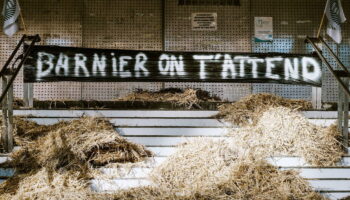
[
  {"xmin": 2, "ymin": 0, "xmax": 20, "ymax": 37},
  {"xmin": 324, "ymin": 0, "xmax": 346, "ymax": 43}
]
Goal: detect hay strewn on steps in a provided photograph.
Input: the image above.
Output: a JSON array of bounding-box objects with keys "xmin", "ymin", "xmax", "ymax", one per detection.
[
  {"xmin": 0, "ymin": 93, "xmax": 342, "ymax": 199},
  {"xmin": 0, "ymin": 117, "xmax": 67, "ymax": 147},
  {"xmin": 9, "ymin": 169, "xmax": 90, "ymax": 200},
  {"xmin": 229, "ymin": 107, "xmax": 344, "ymax": 166},
  {"xmin": 5, "ymin": 117, "xmax": 152, "ymax": 173},
  {"xmin": 0, "ymin": 117, "xmax": 152, "ymax": 199},
  {"xmin": 111, "ymin": 95, "xmax": 341, "ymax": 199},
  {"xmin": 14, "ymin": 117, "xmax": 67, "ymax": 145},
  {"xmin": 150, "ymin": 138, "xmax": 240, "ymax": 194},
  {"xmin": 112, "ymin": 138, "xmax": 324, "ymax": 200},
  {"xmin": 217, "ymin": 93, "xmax": 312, "ymax": 126},
  {"xmin": 117, "ymin": 88, "xmax": 221, "ymax": 108}
]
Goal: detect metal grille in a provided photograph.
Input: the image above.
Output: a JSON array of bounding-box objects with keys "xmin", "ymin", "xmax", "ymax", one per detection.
[
  {"xmin": 0, "ymin": 0, "xmax": 83, "ymax": 100},
  {"xmin": 0, "ymin": 0, "xmax": 349, "ymax": 102},
  {"xmin": 251, "ymin": 0, "xmax": 324, "ymax": 100},
  {"xmin": 322, "ymin": 0, "xmax": 350, "ymax": 102},
  {"xmin": 81, "ymin": 0, "xmax": 163, "ymax": 100},
  {"xmin": 164, "ymin": 0, "xmax": 252, "ymax": 101}
]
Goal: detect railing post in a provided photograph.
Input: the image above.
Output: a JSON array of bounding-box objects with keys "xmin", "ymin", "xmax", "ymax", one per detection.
[
  {"xmin": 338, "ymin": 81, "xmax": 344, "ymax": 134},
  {"xmin": 1, "ymin": 77, "xmax": 9, "ymax": 152},
  {"xmin": 337, "ymin": 77, "xmax": 349, "ymax": 150},
  {"xmin": 343, "ymin": 77, "xmax": 349, "ymax": 150},
  {"xmin": 7, "ymin": 77, "xmax": 14, "ymax": 152},
  {"xmin": 23, "ymin": 83, "xmax": 34, "ymax": 108},
  {"xmin": 1, "ymin": 76, "xmax": 14, "ymax": 153},
  {"xmin": 312, "ymin": 87, "xmax": 322, "ymax": 109}
]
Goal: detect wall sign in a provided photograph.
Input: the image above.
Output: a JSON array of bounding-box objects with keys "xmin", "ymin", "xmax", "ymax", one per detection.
[
  {"xmin": 191, "ymin": 13, "xmax": 217, "ymax": 31},
  {"xmin": 254, "ymin": 17, "xmax": 273, "ymax": 42},
  {"xmin": 23, "ymin": 45, "xmax": 322, "ymax": 86}
]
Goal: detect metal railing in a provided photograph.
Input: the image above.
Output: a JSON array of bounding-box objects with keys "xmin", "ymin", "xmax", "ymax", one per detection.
[
  {"xmin": 0, "ymin": 35, "xmax": 40, "ymax": 104},
  {"xmin": 306, "ymin": 36, "xmax": 349, "ymax": 149},
  {"xmin": 0, "ymin": 34, "xmax": 40, "ymax": 153}
]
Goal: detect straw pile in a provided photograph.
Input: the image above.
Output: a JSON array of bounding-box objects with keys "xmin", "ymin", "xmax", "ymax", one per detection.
[
  {"xmin": 228, "ymin": 107, "xmax": 343, "ymax": 166},
  {"xmin": 111, "ymin": 96, "xmax": 340, "ymax": 199},
  {"xmin": 150, "ymin": 138, "xmax": 240, "ymax": 194},
  {"xmin": 0, "ymin": 116, "xmax": 65, "ymax": 147},
  {"xmin": 217, "ymin": 93, "xmax": 312, "ymax": 126},
  {"xmin": 112, "ymin": 138, "xmax": 324, "ymax": 200},
  {"xmin": 5, "ymin": 117, "xmax": 152, "ymax": 171},
  {"xmin": 14, "ymin": 117, "xmax": 67, "ymax": 145},
  {"xmin": 0, "ymin": 117, "xmax": 152, "ymax": 199},
  {"xmin": 117, "ymin": 88, "xmax": 221, "ymax": 108},
  {"xmin": 9, "ymin": 169, "xmax": 90, "ymax": 200}
]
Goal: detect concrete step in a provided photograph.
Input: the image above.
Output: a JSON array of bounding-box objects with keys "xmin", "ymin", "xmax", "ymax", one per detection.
[
  {"xmin": 20, "ymin": 117, "xmax": 347, "ymax": 128},
  {"xmin": 90, "ymin": 178, "xmax": 350, "ymax": 194},
  {"xmin": 118, "ymin": 127, "xmax": 228, "ymax": 136},
  {"xmin": 12, "ymin": 110, "xmax": 343, "ymax": 119},
  {"xmin": 96, "ymin": 167, "xmax": 350, "ymax": 179},
  {"xmin": 6, "ymin": 155, "xmax": 344, "ymax": 169},
  {"xmin": 137, "ymin": 156, "xmax": 350, "ymax": 168},
  {"xmin": 147, "ymin": 146, "xmax": 350, "ymax": 157},
  {"xmin": 13, "ymin": 110, "xmax": 220, "ymax": 118},
  {"xmin": 12, "ymin": 109, "xmax": 347, "ymax": 128}
]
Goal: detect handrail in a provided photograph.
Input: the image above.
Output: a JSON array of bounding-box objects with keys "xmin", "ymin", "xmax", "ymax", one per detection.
[
  {"xmin": 0, "ymin": 34, "xmax": 40, "ymax": 104},
  {"xmin": 305, "ymin": 36, "xmax": 350, "ymax": 98},
  {"xmin": 319, "ymin": 37, "xmax": 350, "ymax": 74},
  {"xmin": 0, "ymin": 35, "xmax": 26, "ymax": 76}
]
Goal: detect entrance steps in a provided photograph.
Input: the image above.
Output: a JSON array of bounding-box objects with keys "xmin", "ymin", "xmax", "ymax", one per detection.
[{"xmin": 0, "ymin": 110, "xmax": 349, "ymax": 200}]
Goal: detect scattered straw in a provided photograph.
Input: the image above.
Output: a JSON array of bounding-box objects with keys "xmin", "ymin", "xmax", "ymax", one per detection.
[
  {"xmin": 0, "ymin": 116, "xmax": 66, "ymax": 147},
  {"xmin": 229, "ymin": 106, "xmax": 344, "ymax": 166},
  {"xmin": 113, "ymin": 138, "xmax": 325, "ymax": 199},
  {"xmin": 14, "ymin": 117, "xmax": 67, "ymax": 145},
  {"xmin": 0, "ymin": 116, "xmax": 152, "ymax": 199},
  {"xmin": 8, "ymin": 169, "xmax": 91, "ymax": 200},
  {"xmin": 7, "ymin": 117, "xmax": 152, "ymax": 172},
  {"xmin": 150, "ymin": 138, "xmax": 240, "ymax": 194},
  {"xmin": 217, "ymin": 93, "xmax": 312, "ymax": 126},
  {"xmin": 117, "ymin": 88, "xmax": 221, "ymax": 108},
  {"xmin": 0, "ymin": 93, "xmax": 342, "ymax": 199}
]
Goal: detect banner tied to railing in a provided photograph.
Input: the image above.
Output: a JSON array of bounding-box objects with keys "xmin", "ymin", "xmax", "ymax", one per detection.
[{"xmin": 24, "ymin": 45, "xmax": 322, "ymax": 86}]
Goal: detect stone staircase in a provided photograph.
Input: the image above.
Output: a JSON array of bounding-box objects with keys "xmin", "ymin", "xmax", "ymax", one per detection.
[{"xmin": 1, "ymin": 110, "xmax": 350, "ymax": 199}]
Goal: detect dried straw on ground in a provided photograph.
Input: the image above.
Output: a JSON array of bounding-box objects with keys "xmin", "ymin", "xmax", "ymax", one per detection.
[
  {"xmin": 14, "ymin": 117, "xmax": 67, "ymax": 145},
  {"xmin": 7, "ymin": 169, "xmax": 91, "ymax": 200},
  {"xmin": 150, "ymin": 138, "xmax": 240, "ymax": 194},
  {"xmin": 229, "ymin": 106, "xmax": 344, "ymax": 166},
  {"xmin": 0, "ymin": 117, "xmax": 152, "ymax": 199},
  {"xmin": 117, "ymin": 88, "xmax": 221, "ymax": 108},
  {"xmin": 7, "ymin": 117, "xmax": 152, "ymax": 172},
  {"xmin": 0, "ymin": 116, "xmax": 67, "ymax": 148},
  {"xmin": 113, "ymin": 138, "xmax": 324, "ymax": 200},
  {"xmin": 217, "ymin": 93, "xmax": 312, "ymax": 126}
]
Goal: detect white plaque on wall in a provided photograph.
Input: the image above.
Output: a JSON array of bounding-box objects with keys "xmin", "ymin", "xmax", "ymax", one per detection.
[
  {"xmin": 254, "ymin": 17, "xmax": 273, "ymax": 42},
  {"xmin": 191, "ymin": 13, "xmax": 217, "ymax": 31}
]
